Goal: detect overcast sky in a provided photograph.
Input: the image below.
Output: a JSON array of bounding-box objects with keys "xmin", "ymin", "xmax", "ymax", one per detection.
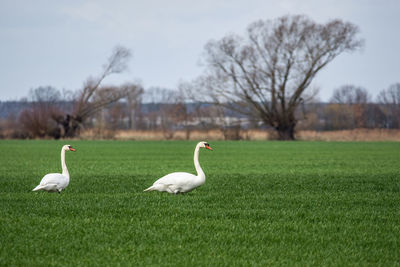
[{"xmin": 1, "ymin": 0, "xmax": 399, "ymax": 101}]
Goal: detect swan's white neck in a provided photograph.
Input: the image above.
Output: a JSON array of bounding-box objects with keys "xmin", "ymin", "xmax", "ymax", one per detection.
[
  {"xmin": 61, "ymin": 149, "xmax": 69, "ymax": 177},
  {"xmin": 194, "ymin": 144, "xmax": 205, "ymax": 180}
]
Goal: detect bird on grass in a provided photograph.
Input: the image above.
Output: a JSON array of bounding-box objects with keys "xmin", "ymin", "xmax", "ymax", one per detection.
[
  {"xmin": 32, "ymin": 145, "xmax": 76, "ymax": 193},
  {"xmin": 144, "ymin": 141, "xmax": 213, "ymax": 194}
]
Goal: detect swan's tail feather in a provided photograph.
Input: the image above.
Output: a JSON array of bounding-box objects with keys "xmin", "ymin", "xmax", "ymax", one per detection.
[
  {"xmin": 32, "ymin": 185, "xmax": 43, "ymax": 191},
  {"xmin": 143, "ymin": 186, "xmax": 155, "ymax": 192},
  {"xmin": 144, "ymin": 184, "xmax": 173, "ymax": 193}
]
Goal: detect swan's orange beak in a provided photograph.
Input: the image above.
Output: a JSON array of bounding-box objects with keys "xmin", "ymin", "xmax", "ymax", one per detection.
[
  {"xmin": 205, "ymin": 144, "xmax": 213, "ymax": 151},
  {"xmin": 69, "ymin": 147, "xmax": 76, "ymax": 151}
]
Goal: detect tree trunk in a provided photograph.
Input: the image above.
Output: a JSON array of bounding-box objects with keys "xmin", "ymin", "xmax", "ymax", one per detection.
[
  {"xmin": 185, "ymin": 126, "xmax": 191, "ymax": 140},
  {"xmin": 276, "ymin": 123, "xmax": 296, "ymax": 140},
  {"xmin": 60, "ymin": 114, "xmax": 82, "ymax": 138}
]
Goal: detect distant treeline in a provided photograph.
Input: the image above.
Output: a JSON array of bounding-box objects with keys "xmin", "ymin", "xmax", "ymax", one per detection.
[{"xmin": 0, "ymin": 90, "xmax": 399, "ymax": 140}]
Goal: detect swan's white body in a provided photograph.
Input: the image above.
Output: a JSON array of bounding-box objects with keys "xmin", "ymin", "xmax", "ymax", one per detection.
[
  {"xmin": 144, "ymin": 141, "xmax": 212, "ymax": 194},
  {"xmin": 32, "ymin": 145, "xmax": 75, "ymax": 193}
]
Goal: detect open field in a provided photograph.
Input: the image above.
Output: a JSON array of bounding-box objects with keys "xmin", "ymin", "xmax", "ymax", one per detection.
[{"xmin": 0, "ymin": 140, "xmax": 399, "ymax": 265}]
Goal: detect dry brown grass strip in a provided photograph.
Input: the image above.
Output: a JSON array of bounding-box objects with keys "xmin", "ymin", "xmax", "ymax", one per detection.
[
  {"xmin": 77, "ymin": 128, "xmax": 400, "ymax": 141},
  {"xmin": 297, "ymin": 129, "xmax": 400, "ymax": 141}
]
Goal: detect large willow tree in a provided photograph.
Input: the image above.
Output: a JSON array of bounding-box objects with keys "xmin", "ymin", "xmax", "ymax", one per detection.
[{"xmin": 197, "ymin": 15, "xmax": 363, "ymax": 140}]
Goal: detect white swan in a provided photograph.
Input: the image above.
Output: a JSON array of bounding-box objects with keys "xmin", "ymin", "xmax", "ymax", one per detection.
[
  {"xmin": 32, "ymin": 145, "xmax": 76, "ymax": 193},
  {"xmin": 144, "ymin": 141, "xmax": 213, "ymax": 194}
]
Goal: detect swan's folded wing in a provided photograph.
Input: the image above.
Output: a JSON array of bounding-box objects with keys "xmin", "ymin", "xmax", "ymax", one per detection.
[
  {"xmin": 154, "ymin": 172, "xmax": 196, "ymax": 185},
  {"xmin": 40, "ymin": 173, "xmax": 66, "ymax": 186}
]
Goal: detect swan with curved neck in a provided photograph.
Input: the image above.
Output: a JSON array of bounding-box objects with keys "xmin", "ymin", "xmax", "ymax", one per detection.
[
  {"xmin": 144, "ymin": 141, "xmax": 213, "ymax": 194},
  {"xmin": 32, "ymin": 145, "xmax": 76, "ymax": 193}
]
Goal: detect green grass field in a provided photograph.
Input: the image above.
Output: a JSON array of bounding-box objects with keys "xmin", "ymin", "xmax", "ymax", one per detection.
[{"xmin": 0, "ymin": 140, "xmax": 399, "ymax": 266}]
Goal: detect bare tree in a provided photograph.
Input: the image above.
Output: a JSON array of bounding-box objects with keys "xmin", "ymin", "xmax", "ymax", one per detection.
[
  {"xmin": 140, "ymin": 87, "xmax": 191, "ymax": 138},
  {"xmin": 126, "ymin": 84, "xmax": 143, "ymax": 129},
  {"xmin": 323, "ymin": 103, "xmax": 354, "ymax": 130},
  {"xmin": 378, "ymin": 83, "xmax": 400, "ymax": 105},
  {"xmin": 194, "ymin": 15, "xmax": 363, "ymax": 140},
  {"xmin": 180, "ymin": 81, "xmax": 253, "ymax": 139},
  {"xmin": 156, "ymin": 89, "xmax": 185, "ymax": 139},
  {"xmin": 377, "ymin": 83, "xmax": 400, "ymax": 128},
  {"xmin": 18, "ymin": 86, "xmax": 64, "ymax": 138},
  {"xmin": 329, "ymin": 85, "xmax": 371, "ymax": 128},
  {"xmin": 331, "ymin": 85, "xmax": 370, "ymax": 104},
  {"xmin": 56, "ymin": 46, "xmax": 142, "ymax": 137}
]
